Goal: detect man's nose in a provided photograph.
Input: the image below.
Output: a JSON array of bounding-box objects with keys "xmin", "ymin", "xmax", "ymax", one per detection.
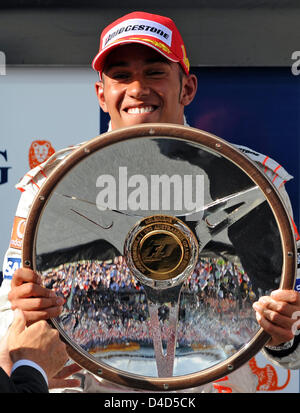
[{"xmin": 127, "ymin": 79, "xmax": 150, "ymax": 99}]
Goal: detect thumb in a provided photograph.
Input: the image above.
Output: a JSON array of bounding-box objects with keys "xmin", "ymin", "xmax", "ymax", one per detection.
[{"xmin": 10, "ymin": 308, "xmax": 26, "ymax": 335}]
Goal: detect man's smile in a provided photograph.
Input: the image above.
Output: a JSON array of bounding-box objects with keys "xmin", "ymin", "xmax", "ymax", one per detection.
[{"xmin": 124, "ymin": 105, "xmax": 158, "ymax": 114}]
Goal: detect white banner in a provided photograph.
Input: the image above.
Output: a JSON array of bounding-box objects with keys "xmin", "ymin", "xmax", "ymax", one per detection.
[{"xmin": 0, "ymin": 67, "xmax": 99, "ymax": 273}]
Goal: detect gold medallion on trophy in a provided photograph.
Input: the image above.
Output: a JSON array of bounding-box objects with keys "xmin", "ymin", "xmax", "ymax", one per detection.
[{"xmin": 130, "ymin": 215, "xmax": 193, "ymax": 281}]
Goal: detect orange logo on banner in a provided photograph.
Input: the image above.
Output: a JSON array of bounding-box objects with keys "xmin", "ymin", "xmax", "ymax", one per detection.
[
  {"xmin": 249, "ymin": 357, "xmax": 291, "ymax": 391},
  {"xmin": 29, "ymin": 140, "xmax": 55, "ymax": 169},
  {"xmin": 10, "ymin": 216, "xmax": 26, "ymax": 250}
]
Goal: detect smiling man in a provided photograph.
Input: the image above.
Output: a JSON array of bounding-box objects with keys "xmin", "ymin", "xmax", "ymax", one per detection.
[
  {"xmin": 1, "ymin": 11, "xmax": 300, "ymax": 393},
  {"xmin": 95, "ymin": 44, "xmax": 197, "ymax": 129},
  {"xmin": 92, "ymin": 12, "xmax": 197, "ymax": 130}
]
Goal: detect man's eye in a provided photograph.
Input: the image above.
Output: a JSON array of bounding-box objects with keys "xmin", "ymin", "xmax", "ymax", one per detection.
[
  {"xmin": 147, "ymin": 70, "xmax": 165, "ymax": 77},
  {"xmin": 111, "ymin": 72, "xmax": 130, "ymax": 80}
]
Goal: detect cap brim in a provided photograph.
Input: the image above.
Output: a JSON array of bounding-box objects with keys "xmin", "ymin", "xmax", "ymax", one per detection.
[{"xmin": 92, "ymin": 38, "xmax": 180, "ymax": 76}]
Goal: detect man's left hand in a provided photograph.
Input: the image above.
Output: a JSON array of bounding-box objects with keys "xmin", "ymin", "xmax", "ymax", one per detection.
[{"xmin": 253, "ymin": 289, "xmax": 300, "ymax": 346}]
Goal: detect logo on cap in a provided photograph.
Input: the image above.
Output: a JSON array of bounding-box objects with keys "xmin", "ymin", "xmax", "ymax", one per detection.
[
  {"xmin": 93, "ymin": 12, "xmax": 190, "ymax": 76},
  {"xmin": 129, "ymin": 37, "xmax": 172, "ymax": 55},
  {"xmin": 102, "ymin": 18, "xmax": 173, "ymax": 49},
  {"xmin": 181, "ymin": 45, "xmax": 190, "ymax": 73}
]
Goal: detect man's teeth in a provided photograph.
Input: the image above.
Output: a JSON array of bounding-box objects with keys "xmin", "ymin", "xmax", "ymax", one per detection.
[{"xmin": 127, "ymin": 106, "xmax": 154, "ymax": 114}]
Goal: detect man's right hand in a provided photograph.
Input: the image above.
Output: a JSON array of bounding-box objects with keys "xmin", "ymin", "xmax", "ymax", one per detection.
[
  {"xmin": 8, "ymin": 268, "xmax": 64, "ymax": 324},
  {"xmin": 7, "ymin": 308, "xmax": 69, "ymax": 380}
]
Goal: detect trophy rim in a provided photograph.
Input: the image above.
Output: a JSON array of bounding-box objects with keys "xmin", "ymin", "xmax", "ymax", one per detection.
[{"xmin": 22, "ymin": 123, "xmax": 297, "ymax": 391}]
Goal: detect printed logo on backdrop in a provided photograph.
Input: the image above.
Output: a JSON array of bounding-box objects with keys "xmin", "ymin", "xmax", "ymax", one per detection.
[
  {"xmin": 4, "ymin": 257, "xmax": 21, "ymax": 280},
  {"xmin": 294, "ymin": 254, "xmax": 300, "ymax": 292},
  {"xmin": 29, "ymin": 140, "xmax": 55, "ymax": 169},
  {"xmin": 0, "ymin": 150, "xmax": 11, "ymax": 185},
  {"xmin": 10, "ymin": 217, "xmax": 26, "ymax": 250}
]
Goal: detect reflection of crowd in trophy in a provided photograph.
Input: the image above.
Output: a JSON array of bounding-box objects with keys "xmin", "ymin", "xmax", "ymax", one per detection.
[{"xmin": 43, "ymin": 256, "xmax": 258, "ymax": 354}]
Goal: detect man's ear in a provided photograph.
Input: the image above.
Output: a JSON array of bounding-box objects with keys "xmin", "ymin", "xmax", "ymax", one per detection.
[
  {"xmin": 180, "ymin": 74, "xmax": 198, "ymax": 107},
  {"xmin": 95, "ymin": 81, "xmax": 108, "ymax": 112}
]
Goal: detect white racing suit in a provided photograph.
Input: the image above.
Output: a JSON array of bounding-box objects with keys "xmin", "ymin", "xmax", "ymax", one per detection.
[{"xmin": 0, "ymin": 138, "xmax": 300, "ymax": 393}]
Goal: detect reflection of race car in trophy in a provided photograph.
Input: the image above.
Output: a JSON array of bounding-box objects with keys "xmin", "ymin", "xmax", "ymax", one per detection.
[{"xmin": 22, "ymin": 124, "xmax": 296, "ymax": 391}]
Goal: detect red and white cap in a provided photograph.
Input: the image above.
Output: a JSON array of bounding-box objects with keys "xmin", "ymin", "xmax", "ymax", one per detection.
[{"xmin": 92, "ymin": 11, "xmax": 190, "ymax": 78}]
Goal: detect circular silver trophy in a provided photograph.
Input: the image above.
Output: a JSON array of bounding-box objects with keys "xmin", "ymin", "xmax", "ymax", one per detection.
[{"xmin": 22, "ymin": 124, "xmax": 296, "ymax": 391}]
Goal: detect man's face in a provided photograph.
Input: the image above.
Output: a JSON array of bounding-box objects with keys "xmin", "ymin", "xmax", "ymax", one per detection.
[{"xmin": 96, "ymin": 44, "xmax": 197, "ymax": 130}]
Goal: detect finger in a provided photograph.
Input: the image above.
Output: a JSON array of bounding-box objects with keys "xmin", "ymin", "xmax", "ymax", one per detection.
[
  {"xmin": 259, "ymin": 306, "xmax": 294, "ymax": 330},
  {"xmin": 254, "ymin": 300, "xmax": 294, "ymax": 329},
  {"xmin": 9, "ymin": 309, "xmax": 26, "ymax": 335},
  {"xmin": 10, "ymin": 295, "xmax": 64, "ymax": 312},
  {"xmin": 9, "ymin": 283, "xmax": 58, "ymax": 300},
  {"xmin": 48, "ymin": 378, "xmax": 81, "ymax": 389},
  {"xmin": 0, "ymin": 331, "xmax": 13, "ymax": 375},
  {"xmin": 23, "ymin": 306, "xmax": 64, "ymax": 323},
  {"xmin": 27, "ymin": 319, "xmax": 51, "ymax": 335},
  {"xmin": 270, "ymin": 289, "xmax": 300, "ymax": 305},
  {"xmin": 255, "ymin": 311, "xmax": 294, "ymax": 345},
  {"xmin": 252, "ymin": 300, "xmax": 263, "ymax": 312},
  {"xmin": 258, "ymin": 297, "xmax": 296, "ymax": 318},
  {"xmin": 11, "ymin": 268, "xmax": 41, "ymax": 287}
]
